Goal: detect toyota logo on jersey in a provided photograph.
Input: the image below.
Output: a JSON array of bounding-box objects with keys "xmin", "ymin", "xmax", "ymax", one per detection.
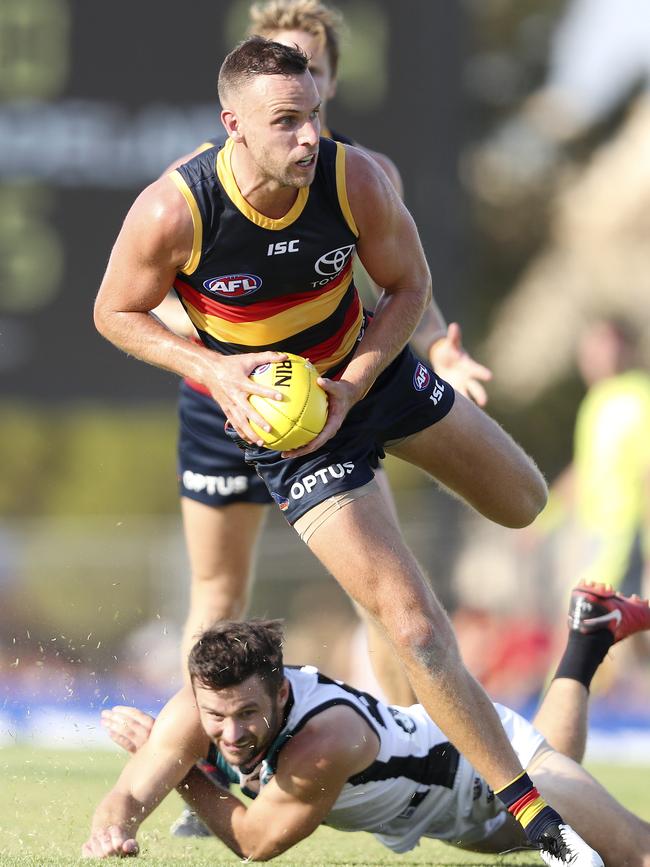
[
  {"xmin": 314, "ymin": 244, "xmax": 355, "ymax": 276},
  {"xmin": 203, "ymin": 274, "xmax": 262, "ymax": 296}
]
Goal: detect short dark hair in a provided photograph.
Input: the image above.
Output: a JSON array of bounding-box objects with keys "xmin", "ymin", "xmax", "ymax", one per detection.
[
  {"xmin": 218, "ymin": 35, "xmax": 309, "ymax": 104},
  {"xmin": 188, "ymin": 619, "xmax": 285, "ymax": 696}
]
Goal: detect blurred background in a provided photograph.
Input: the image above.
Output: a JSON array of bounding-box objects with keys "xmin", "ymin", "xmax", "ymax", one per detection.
[{"xmin": 1, "ymin": 0, "xmax": 649, "ymax": 760}]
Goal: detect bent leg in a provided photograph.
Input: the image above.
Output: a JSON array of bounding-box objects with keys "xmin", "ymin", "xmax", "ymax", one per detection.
[
  {"xmin": 533, "ymin": 749, "xmax": 650, "ymax": 866},
  {"xmin": 533, "ymin": 678, "xmax": 589, "ymax": 763},
  {"xmin": 180, "ymin": 498, "xmax": 267, "ymax": 669},
  {"xmin": 388, "ymin": 392, "xmax": 547, "ymax": 528},
  {"xmin": 304, "ymin": 484, "xmax": 526, "ymax": 790},
  {"xmin": 359, "ymin": 469, "xmax": 416, "ymax": 706}
]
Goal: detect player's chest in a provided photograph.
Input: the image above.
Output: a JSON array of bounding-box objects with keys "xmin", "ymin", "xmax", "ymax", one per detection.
[{"xmin": 195, "ymin": 205, "xmax": 356, "ymax": 303}]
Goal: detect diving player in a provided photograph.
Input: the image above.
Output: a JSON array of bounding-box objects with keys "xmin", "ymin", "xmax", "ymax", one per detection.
[{"xmin": 85, "ymin": 588, "xmax": 650, "ymax": 864}]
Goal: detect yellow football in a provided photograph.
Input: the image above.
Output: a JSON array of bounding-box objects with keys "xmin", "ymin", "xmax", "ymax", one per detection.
[{"xmin": 248, "ymin": 354, "xmax": 328, "ymax": 450}]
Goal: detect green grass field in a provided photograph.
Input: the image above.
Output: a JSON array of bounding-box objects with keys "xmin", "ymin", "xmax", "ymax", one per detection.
[{"xmin": 1, "ymin": 747, "xmax": 648, "ymax": 866}]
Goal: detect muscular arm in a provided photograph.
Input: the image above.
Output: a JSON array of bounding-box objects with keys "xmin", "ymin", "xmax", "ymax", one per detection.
[
  {"xmin": 342, "ymin": 146, "xmax": 434, "ymax": 397},
  {"xmin": 82, "ymin": 688, "xmax": 208, "ymax": 858},
  {"xmin": 93, "ymin": 176, "xmax": 286, "ymax": 443},
  {"xmin": 184, "ymin": 705, "xmax": 378, "ymax": 861},
  {"xmin": 358, "ymin": 144, "xmax": 492, "ymax": 406},
  {"xmin": 93, "ymin": 177, "xmax": 214, "ymax": 382}
]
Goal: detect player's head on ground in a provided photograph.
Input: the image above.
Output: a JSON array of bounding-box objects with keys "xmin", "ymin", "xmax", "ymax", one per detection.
[
  {"xmin": 577, "ymin": 314, "xmax": 640, "ymax": 385},
  {"xmin": 188, "ymin": 619, "xmax": 289, "ymax": 770},
  {"xmin": 248, "ymin": 0, "xmax": 343, "ymax": 108},
  {"xmin": 219, "ymin": 36, "xmax": 321, "ymax": 189}
]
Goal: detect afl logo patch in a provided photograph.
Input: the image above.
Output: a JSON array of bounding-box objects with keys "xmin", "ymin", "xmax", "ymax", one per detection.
[
  {"xmin": 203, "ymin": 274, "xmax": 262, "ymax": 297},
  {"xmin": 314, "ymin": 244, "xmax": 355, "ymax": 276},
  {"xmin": 413, "ymin": 362, "xmax": 431, "ymax": 392},
  {"xmin": 251, "ymin": 363, "xmax": 270, "ymax": 376}
]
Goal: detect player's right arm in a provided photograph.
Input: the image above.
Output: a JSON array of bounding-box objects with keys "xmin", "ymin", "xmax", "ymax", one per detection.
[
  {"xmin": 81, "ymin": 688, "xmax": 208, "ymax": 859},
  {"xmin": 93, "ymin": 177, "xmax": 285, "ymax": 444}
]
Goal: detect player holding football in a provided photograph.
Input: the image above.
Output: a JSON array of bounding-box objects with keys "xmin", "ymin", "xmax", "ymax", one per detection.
[
  {"xmin": 93, "ymin": 35, "xmax": 572, "ymax": 853},
  {"xmin": 86, "ymin": 584, "xmax": 650, "ymax": 863},
  {"xmin": 159, "ymin": 0, "xmax": 486, "ymax": 709}
]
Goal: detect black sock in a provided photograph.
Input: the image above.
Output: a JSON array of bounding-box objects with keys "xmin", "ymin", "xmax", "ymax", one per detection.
[{"xmin": 554, "ymin": 629, "xmax": 614, "ymax": 691}]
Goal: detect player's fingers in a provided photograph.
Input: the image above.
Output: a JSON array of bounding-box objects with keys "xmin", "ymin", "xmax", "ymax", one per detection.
[
  {"xmin": 108, "ymin": 826, "xmax": 127, "ymax": 852},
  {"xmin": 249, "ymin": 350, "xmax": 287, "ymax": 367},
  {"xmin": 109, "ymin": 731, "xmax": 139, "ymax": 753},
  {"xmin": 230, "ymin": 411, "xmax": 265, "ymax": 447},
  {"xmin": 242, "ymin": 401, "xmax": 273, "ymax": 434},
  {"xmin": 467, "ymin": 379, "xmax": 488, "ymax": 407},
  {"xmin": 446, "ymin": 321, "xmax": 463, "ymax": 348},
  {"xmin": 122, "ymin": 839, "xmax": 139, "ymax": 856},
  {"xmin": 281, "ymin": 416, "xmax": 339, "ymax": 458},
  {"xmin": 81, "ymin": 840, "xmax": 95, "ymax": 858},
  {"xmin": 245, "ymin": 381, "xmax": 284, "ymax": 402},
  {"xmin": 109, "ymin": 706, "xmax": 155, "ymax": 728},
  {"xmin": 465, "ymin": 360, "xmax": 492, "ymax": 381}
]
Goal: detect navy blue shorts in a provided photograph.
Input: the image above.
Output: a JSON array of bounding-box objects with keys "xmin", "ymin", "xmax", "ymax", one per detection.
[
  {"xmin": 232, "ymin": 347, "xmax": 455, "ymax": 525},
  {"xmin": 177, "ymin": 381, "xmax": 272, "ymax": 507}
]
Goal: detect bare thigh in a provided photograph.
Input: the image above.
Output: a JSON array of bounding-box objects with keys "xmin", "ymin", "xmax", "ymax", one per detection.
[
  {"xmin": 531, "ymin": 749, "xmax": 650, "ymax": 866},
  {"xmin": 387, "ymin": 393, "xmax": 547, "ymax": 528}
]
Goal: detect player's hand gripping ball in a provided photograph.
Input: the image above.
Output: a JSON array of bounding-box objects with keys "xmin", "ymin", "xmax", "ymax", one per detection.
[{"xmin": 249, "ymin": 353, "xmax": 328, "ymax": 450}]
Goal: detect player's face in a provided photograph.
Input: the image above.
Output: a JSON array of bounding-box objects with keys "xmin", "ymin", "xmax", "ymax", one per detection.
[
  {"xmin": 270, "ymin": 29, "xmax": 337, "ymax": 110},
  {"xmin": 229, "ymin": 71, "xmax": 321, "ymax": 188},
  {"xmin": 196, "ymin": 675, "xmax": 289, "ymax": 771}
]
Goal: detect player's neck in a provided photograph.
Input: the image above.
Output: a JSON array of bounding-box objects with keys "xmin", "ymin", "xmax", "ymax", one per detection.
[{"xmin": 230, "ymin": 145, "xmax": 301, "ymax": 219}]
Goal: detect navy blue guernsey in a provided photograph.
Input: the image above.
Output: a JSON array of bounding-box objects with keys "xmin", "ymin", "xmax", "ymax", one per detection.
[{"xmin": 170, "ymin": 136, "xmax": 363, "ymax": 377}]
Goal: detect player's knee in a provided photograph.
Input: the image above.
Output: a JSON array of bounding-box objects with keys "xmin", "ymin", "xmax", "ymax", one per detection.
[
  {"xmin": 389, "ymin": 614, "xmax": 460, "ymax": 677},
  {"xmin": 189, "ymin": 571, "xmax": 249, "ymax": 621}
]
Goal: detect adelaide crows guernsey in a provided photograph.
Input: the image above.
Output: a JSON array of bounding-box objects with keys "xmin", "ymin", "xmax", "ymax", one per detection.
[{"xmin": 170, "ymin": 136, "xmax": 362, "ymax": 378}]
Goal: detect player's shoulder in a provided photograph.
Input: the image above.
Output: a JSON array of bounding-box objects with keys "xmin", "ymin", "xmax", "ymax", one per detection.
[
  {"xmin": 281, "ymin": 702, "xmax": 378, "ymax": 776},
  {"xmin": 341, "ymin": 142, "xmax": 403, "ymax": 230},
  {"xmin": 154, "ymin": 684, "xmax": 207, "ymax": 754},
  {"xmin": 119, "ymin": 175, "xmax": 189, "ymax": 248}
]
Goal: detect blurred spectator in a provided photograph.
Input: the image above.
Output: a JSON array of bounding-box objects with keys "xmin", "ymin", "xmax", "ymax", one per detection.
[
  {"xmin": 539, "ymin": 317, "xmax": 650, "ymax": 598},
  {"xmin": 466, "ymin": 0, "xmax": 650, "ymax": 400}
]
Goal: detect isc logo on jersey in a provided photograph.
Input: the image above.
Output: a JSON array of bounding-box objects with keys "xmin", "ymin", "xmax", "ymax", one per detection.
[{"xmin": 203, "ymin": 274, "xmax": 262, "ymax": 297}]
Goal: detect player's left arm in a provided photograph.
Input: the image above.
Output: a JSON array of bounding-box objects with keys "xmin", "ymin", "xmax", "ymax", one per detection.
[
  {"xmin": 285, "ymin": 146, "xmax": 437, "ymax": 456},
  {"xmin": 359, "ymin": 145, "xmax": 492, "ymax": 406},
  {"xmin": 184, "ymin": 706, "xmax": 378, "ymax": 861}
]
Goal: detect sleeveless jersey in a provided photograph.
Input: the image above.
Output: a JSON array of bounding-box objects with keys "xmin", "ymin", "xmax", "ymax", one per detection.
[
  {"xmin": 207, "ymin": 665, "xmax": 495, "ymax": 853},
  {"xmin": 170, "ymin": 136, "xmax": 362, "ymax": 377}
]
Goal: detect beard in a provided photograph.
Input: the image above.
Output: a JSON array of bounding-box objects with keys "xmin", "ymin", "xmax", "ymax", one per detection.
[{"xmin": 235, "ymin": 701, "xmax": 282, "ymax": 776}]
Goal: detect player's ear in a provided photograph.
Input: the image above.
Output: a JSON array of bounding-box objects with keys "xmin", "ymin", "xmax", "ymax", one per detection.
[
  {"xmin": 278, "ymin": 677, "xmax": 290, "ymax": 707},
  {"xmin": 221, "ymin": 109, "xmax": 244, "ymax": 143}
]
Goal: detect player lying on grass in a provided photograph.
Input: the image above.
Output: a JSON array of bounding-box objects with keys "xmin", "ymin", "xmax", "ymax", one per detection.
[{"xmin": 85, "ymin": 583, "xmax": 650, "ymax": 865}]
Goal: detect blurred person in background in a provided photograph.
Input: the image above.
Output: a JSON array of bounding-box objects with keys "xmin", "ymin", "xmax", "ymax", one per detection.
[
  {"xmin": 154, "ymin": 0, "xmax": 490, "ymax": 710},
  {"xmin": 92, "ymin": 591, "xmax": 650, "ymax": 864},
  {"xmin": 543, "ymin": 316, "xmax": 650, "ymax": 599},
  {"xmin": 468, "ymin": 0, "xmax": 650, "ymax": 402}
]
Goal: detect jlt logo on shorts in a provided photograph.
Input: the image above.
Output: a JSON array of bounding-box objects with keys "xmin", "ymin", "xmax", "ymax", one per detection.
[
  {"xmin": 182, "ymin": 470, "xmax": 249, "ymax": 497},
  {"xmin": 290, "ymin": 462, "xmax": 355, "ymax": 499}
]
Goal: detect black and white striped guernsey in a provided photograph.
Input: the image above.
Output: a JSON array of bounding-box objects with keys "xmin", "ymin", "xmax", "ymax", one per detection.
[{"xmin": 207, "ymin": 664, "xmax": 505, "ymax": 853}]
